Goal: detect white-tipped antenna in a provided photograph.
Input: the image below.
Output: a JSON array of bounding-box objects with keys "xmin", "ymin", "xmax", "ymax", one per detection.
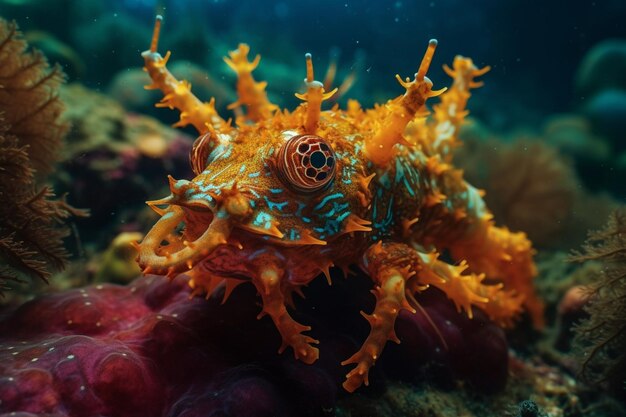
[{"xmin": 150, "ymin": 15, "xmax": 164, "ymax": 53}]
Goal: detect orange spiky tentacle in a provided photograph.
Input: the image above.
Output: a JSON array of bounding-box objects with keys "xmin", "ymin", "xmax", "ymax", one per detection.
[
  {"xmin": 295, "ymin": 53, "xmax": 338, "ymax": 134},
  {"xmin": 364, "ymin": 39, "xmax": 447, "ymax": 167},
  {"xmin": 224, "ymin": 44, "xmax": 278, "ymax": 123},
  {"xmin": 430, "ymin": 55, "xmax": 490, "ymax": 161},
  {"xmin": 448, "ymin": 220, "xmax": 544, "ymax": 328},
  {"xmin": 342, "ymin": 241, "xmax": 525, "ymax": 391},
  {"xmin": 342, "ymin": 251, "xmax": 416, "ymax": 392},
  {"xmin": 142, "ymin": 15, "xmax": 229, "ymax": 134},
  {"xmin": 251, "ymin": 257, "xmax": 319, "ymax": 364}
]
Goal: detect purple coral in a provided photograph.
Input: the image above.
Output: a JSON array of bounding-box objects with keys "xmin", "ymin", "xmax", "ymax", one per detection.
[{"xmin": 0, "ymin": 271, "xmax": 508, "ymax": 416}]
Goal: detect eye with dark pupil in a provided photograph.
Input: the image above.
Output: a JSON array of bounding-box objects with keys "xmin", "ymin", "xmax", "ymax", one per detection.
[
  {"xmin": 276, "ymin": 134, "xmax": 337, "ymax": 194},
  {"xmin": 310, "ymin": 151, "xmax": 326, "ymax": 168}
]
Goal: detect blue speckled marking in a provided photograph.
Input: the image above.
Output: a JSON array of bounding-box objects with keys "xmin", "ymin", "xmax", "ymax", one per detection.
[
  {"xmin": 264, "ymin": 196, "xmax": 288, "ymax": 211},
  {"xmin": 270, "ymin": 188, "xmax": 283, "ymax": 194},
  {"xmin": 314, "ymin": 193, "xmax": 343, "ymax": 211},
  {"xmin": 207, "ymin": 144, "xmax": 227, "ymax": 164},
  {"xmin": 239, "ymin": 164, "xmax": 246, "ymax": 174},
  {"xmin": 337, "ymin": 211, "xmax": 351, "ymax": 222},
  {"xmin": 248, "ymin": 172, "xmax": 260, "ymax": 178},
  {"xmin": 253, "ymin": 211, "xmax": 274, "ymax": 230}
]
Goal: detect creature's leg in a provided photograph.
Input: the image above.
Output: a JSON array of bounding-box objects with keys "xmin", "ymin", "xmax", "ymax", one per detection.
[
  {"xmin": 342, "ymin": 241, "xmax": 522, "ymax": 392},
  {"xmin": 250, "ymin": 259, "xmax": 319, "ymax": 364},
  {"xmin": 448, "ymin": 219, "xmax": 544, "ymax": 327},
  {"xmin": 341, "ymin": 243, "xmax": 418, "ymax": 392}
]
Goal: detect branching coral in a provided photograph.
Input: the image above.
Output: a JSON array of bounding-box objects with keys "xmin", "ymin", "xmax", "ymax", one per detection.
[
  {"xmin": 571, "ymin": 209, "xmax": 626, "ymax": 396},
  {"xmin": 0, "ymin": 18, "xmax": 84, "ymax": 295}
]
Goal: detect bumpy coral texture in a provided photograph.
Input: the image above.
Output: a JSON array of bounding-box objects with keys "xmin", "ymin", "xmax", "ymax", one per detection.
[
  {"xmin": 0, "ymin": 273, "xmax": 508, "ymax": 417},
  {"xmin": 137, "ymin": 17, "xmax": 543, "ymax": 391},
  {"xmin": 0, "ymin": 19, "xmax": 84, "ymax": 295}
]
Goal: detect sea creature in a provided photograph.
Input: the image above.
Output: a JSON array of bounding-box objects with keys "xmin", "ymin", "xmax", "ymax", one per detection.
[{"xmin": 137, "ymin": 16, "xmax": 543, "ymax": 392}]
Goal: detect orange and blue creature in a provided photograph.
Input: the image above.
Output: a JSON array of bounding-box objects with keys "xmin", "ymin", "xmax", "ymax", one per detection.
[{"xmin": 137, "ymin": 16, "xmax": 544, "ymax": 392}]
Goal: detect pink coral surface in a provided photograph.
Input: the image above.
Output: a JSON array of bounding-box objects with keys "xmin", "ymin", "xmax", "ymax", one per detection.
[{"xmin": 0, "ymin": 272, "xmax": 508, "ymax": 417}]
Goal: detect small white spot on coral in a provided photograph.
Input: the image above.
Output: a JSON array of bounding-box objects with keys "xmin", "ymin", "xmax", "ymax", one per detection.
[
  {"xmin": 67, "ymin": 320, "xmax": 73, "ymax": 325},
  {"xmin": 157, "ymin": 315, "xmax": 163, "ymax": 320},
  {"xmin": 67, "ymin": 354, "xmax": 75, "ymax": 360},
  {"xmin": 130, "ymin": 287, "xmax": 137, "ymax": 293},
  {"xmin": 49, "ymin": 347, "xmax": 55, "ymax": 351},
  {"xmin": 172, "ymin": 313, "xmax": 178, "ymax": 318},
  {"xmin": 31, "ymin": 358, "xmax": 38, "ymax": 362},
  {"xmin": 84, "ymin": 302, "xmax": 92, "ymax": 306},
  {"xmin": 96, "ymin": 322, "xmax": 101, "ymax": 327},
  {"xmin": 11, "ymin": 352, "xmax": 18, "ymax": 356},
  {"xmin": 80, "ymin": 385, "xmax": 85, "ymax": 391},
  {"xmin": 8, "ymin": 377, "xmax": 14, "ymax": 381},
  {"xmin": 82, "ymin": 293, "xmax": 89, "ymax": 298},
  {"xmin": 7, "ymin": 346, "xmax": 14, "ymax": 350},
  {"xmin": 96, "ymin": 285, "xmax": 103, "ymax": 290},
  {"xmin": 122, "ymin": 353, "xmax": 128, "ymax": 357}
]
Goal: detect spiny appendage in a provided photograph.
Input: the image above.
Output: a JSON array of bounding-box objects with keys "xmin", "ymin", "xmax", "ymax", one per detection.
[
  {"xmin": 142, "ymin": 15, "xmax": 228, "ymax": 133},
  {"xmin": 430, "ymin": 55, "xmax": 490, "ymax": 160},
  {"xmin": 187, "ymin": 266, "xmax": 245, "ymax": 304},
  {"xmin": 342, "ymin": 267, "xmax": 414, "ymax": 392},
  {"xmin": 295, "ymin": 53, "xmax": 337, "ymax": 134},
  {"xmin": 224, "ymin": 43, "xmax": 277, "ymax": 123},
  {"xmin": 251, "ymin": 261, "xmax": 319, "ymax": 364},
  {"xmin": 449, "ymin": 220, "xmax": 544, "ymax": 327},
  {"xmin": 364, "ymin": 39, "xmax": 447, "ymax": 167},
  {"xmin": 342, "ymin": 242, "xmax": 418, "ymax": 392},
  {"xmin": 413, "ymin": 250, "xmax": 524, "ymax": 327}
]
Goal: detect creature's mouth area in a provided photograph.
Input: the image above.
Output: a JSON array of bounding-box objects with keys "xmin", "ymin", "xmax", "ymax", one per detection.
[{"xmin": 137, "ymin": 204, "xmax": 233, "ymax": 275}]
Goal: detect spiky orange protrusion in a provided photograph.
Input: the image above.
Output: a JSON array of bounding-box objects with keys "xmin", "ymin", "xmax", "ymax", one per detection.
[
  {"xmin": 430, "ymin": 55, "xmax": 490, "ymax": 161},
  {"xmin": 295, "ymin": 53, "xmax": 338, "ymax": 134},
  {"xmin": 342, "ymin": 214, "xmax": 373, "ymax": 234},
  {"xmin": 449, "ymin": 221, "xmax": 543, "ymax": 327},
  {"xmin": 251, "ymin": 262, "xmax": 319, "ymax": 364},
  {"xmin": 342, "ymin": 266, "xmax": 414, "ymax": 392},
  {"xmin": 364, "ymin": 39, "xmax": 446, "ymax": 167},
  {"xmin": 142, "ymin": 16, "xmax": 228, "ymax": 134},
  {"xmin": 224, "ymin": 43, "xmax": 278, "ymax": 123}
]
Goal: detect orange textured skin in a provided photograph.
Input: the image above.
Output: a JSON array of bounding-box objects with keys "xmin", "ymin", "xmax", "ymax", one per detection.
[{"xmin": 137, "ymin": 18, "xmax": 543, "ymax": 392}]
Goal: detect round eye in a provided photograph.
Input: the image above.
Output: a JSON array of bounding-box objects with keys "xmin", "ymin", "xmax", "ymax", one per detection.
[
  {"xmin": 276, "ymin": 134, "xmax": 336, "ymax": 194},
  {"xmin": 190, "ymin": 132, "xmax": 214, "ymax": 175}
]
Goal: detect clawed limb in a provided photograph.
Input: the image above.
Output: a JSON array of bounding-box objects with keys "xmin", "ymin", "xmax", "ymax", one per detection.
[
  {"xmin": 342, "ymin": 241, "xmax": 523, "ymax": 392},
  {"xmin": 251, "ymin": 260, "xmax": 319, "ymax": 364}
]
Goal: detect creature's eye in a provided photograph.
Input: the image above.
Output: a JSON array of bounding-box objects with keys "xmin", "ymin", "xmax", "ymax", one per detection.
[
  {"xmin": 190, "ymin": 132, "xmax": 214, "ymax": 175},
  {"xmin": 276, "ymin": 134, "xmax": 336, "ymax": 194}
]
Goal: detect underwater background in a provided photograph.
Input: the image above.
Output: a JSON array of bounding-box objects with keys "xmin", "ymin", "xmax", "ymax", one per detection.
[{"xmin": 0, "ymin": 0, "xmax": 626, "ymax": 416}]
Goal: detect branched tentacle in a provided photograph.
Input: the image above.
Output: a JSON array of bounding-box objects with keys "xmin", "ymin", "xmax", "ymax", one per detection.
[
  {"xmin": 343, "ymin": 241, "xmax": 525, "ymax": 391},
  {"xmin": 364, "ymin": 39, "xmax": 446, "ymax": 167},
  {"xmin": 142, "ymin": 15, "xmax": 228, "ymax": 134},
  {"xmin": 251, "ymin": 258, "xmax": 319, "ymax": 364},
  {"xmin": 342, "ymin": 266, "xmax": 414, "ymax": 392},
  {"xmin": 224, "ymin": 44, "xmax": 278, "ymax": 123}
]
